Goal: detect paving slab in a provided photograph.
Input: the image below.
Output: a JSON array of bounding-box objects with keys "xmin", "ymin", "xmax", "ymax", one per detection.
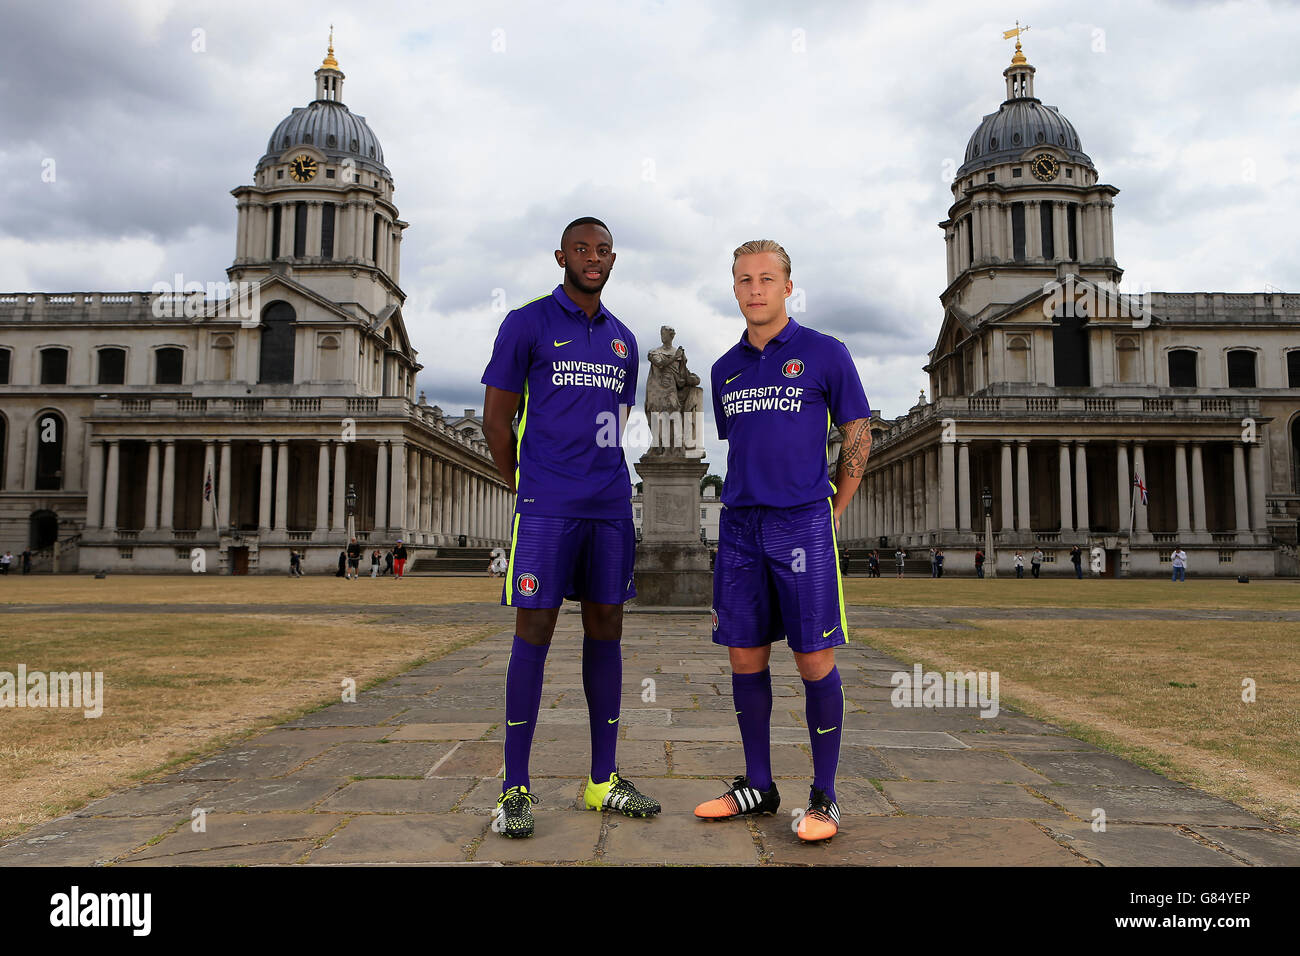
[
  {"xmin": 1188, "ymin": 827, "xmax": 1300, "ymax": 866},
  {"xmin": 1047, "ymin": 785, "xmax": 1266, "ymax": 826},
  {"xmin": 602, "ymin": 812, "xmax": 760, "ymax": 865},
  {"xmin": 300, "ymin": 741, "xmax": 453, "ymax": 778},
  {"xmin": 1016, "ymin": 752, "xmax": 1180, "ymax": 787},
  {"xmin": 877, "ymin": 748, "xmax": 1051, "ymax": 784},
  {"xmin": 1044, "ymin": 823, "xmax": 1244, "ymax": 867},
  {"xmin": 0, "ymin": 816, "xmax": 183, "ymax": 866},
  {"xmin": 204, "ymin": 777, "xmax": 347, "ymax": 812},
  {"xmin": 306, "ymin": 814, "xmax": 485, "ymax": 864},
  {"xmin": 881, "ymin": 782, "xmax": 1067, "ymax": 819},
  {"xmin": 128, "ymin": 812, "xmax": 341, "ymax": 861},
  {"xmin": 318, "ymin": 778, "xmax": 479, "ymax": 813},
  {"xmin": 384, "ymin": 723, "xmax": 495, "ymax": 741},
  {"xmin": 74, "ymin": 782, "xmax": 221, "ymax": 818},
  {"xmin": 473, "ymin": 811, "xmax": 603, "ymax": 863}
]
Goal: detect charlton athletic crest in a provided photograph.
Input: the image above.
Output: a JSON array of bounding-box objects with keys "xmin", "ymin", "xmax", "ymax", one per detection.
[
  {"xmin": 711, "ymin": 608, "xmax": 719, "ymax": 631},
  {"xmin": 516, "ymin": 572, "xmax": 539, "ymax": 596},
  {"xmin": 611, "ymin": 338, "xmax": 629, "ymax": 359},
  {"xmin": 782, "ymin": 358, "xmax": 804, "ymax": 378}
]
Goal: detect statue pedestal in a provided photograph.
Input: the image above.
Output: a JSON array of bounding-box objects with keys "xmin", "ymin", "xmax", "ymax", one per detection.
[{"xmin": 634, "ymin": 455, "xmax": 711, "ymax": 607}]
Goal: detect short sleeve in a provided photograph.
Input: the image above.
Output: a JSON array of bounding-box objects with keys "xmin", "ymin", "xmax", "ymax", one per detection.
[
  {"xmin": 711, "ymin": 364, "xmax": 728, "ymax": 441},
  {"xmin": 621, "ymin": 329, "xmax": 638, "ymax": 408},
  {"xmin": 481, "ymin": 309, "xmax": 535, "ymax": 394},
  {"xmin": 825, "ymin": 338, "xmax": 871, "ymax": 426}
]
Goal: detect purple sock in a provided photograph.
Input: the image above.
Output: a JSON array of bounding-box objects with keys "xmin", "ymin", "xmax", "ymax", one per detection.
[
  {"xmin": 732, "ymin": 669, "xmax": 773, "ymax": 791},
  {"xmin": 583, "ymin": 636, "xmax": 622, "ymax": 782},
  {"xmin": 503, "ymin": 635, "xmax": 549, "ymax": 792},
  {"xmin": 803, "ymin": 667, "xmax": 843, "ymax": 802}
]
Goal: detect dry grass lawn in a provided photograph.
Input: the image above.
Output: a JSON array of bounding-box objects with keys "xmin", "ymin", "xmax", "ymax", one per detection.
[
  {"xmin": 842, "ymin": 576, "xmax": 1300, "ymax": 610},
  {"xmin": 1, "ymin": 574, "xmax": 503, "ymax": 606},
  {"xmin": 863, "ymin": 619, "xmax": 1300, "ymax": 829},
  {"xmin": 0, "ymin": 609, "xmax": 501, "ymax": 842}
]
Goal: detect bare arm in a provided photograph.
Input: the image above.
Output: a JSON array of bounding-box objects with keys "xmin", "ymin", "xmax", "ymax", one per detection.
[
  {"xmin": 482, "ymin": 385, "xmax": 522, "ymax": 492},
  {"xmin": 831, "ymin": 418, "xmax": 872, "ymax": 520}
]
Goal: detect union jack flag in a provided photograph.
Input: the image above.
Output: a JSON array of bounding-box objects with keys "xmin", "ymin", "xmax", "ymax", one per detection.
[
  {"xmin": 1133, "ymin": 472, "xmax": 1148, "ymax": 505},
  {"xmin": 203, "ymin": 469, "xmax": 212, "ymax": 501}
]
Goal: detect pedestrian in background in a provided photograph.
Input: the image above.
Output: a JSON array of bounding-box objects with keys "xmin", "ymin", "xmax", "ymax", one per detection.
[
  {"xmin": 935, "ymin": 548, "xmax": 944, "ymax": 578},
  {"xmin": 1031, "ymin": 547, "xmax": 1044, "ymax": 578},
  {"xmin": 867, "ymin": 550, "xmax": 880, "ymax": 578},
  {"xmin": 1014, "ymin": 551, "xmax": 1024, "ymax": 578},
  {"xmin": 21, "ymin": 549, "xmax": 32, "ymax": 574},
  {"xmin": 975, "ymin": 549, "xmax": 985, "ymax": 578},
  {"xmin": 929, "ymin": 547, "xmax": 938, "ymax": 578},
  {"xmin": 393, "ymin": 539, "xmax": 408, "ymax": 579},
  {"xmin": 895, "ymin": 548, "xmax": 906, "ymax": 578},
  {"xmin": 371, "ymin": 549, "xmax": 381, "ymax": 578},
  {"xmin": 1171, "ymin": 547, "xmax": 1187, "ymax": 582},
  {"xmin": 384, "ymin": 549, "xmax": 394, "ymax": 576},
  {"xmin": 1070, "ymin": 544, "xmax": 1083, "ymax": 579}
]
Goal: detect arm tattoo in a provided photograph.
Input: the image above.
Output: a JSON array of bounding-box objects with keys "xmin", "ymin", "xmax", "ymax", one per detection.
[{"xmin": 837, "ymin": 418, "xmax": 872, "ymax": 478}]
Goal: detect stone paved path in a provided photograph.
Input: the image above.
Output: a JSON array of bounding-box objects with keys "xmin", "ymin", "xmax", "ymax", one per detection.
[{"xmin": 3, "ymin": 608, "xmax": 1298, "ymax": 866}]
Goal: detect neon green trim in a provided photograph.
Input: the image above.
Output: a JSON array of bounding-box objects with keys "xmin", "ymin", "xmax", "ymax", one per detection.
[
  {"xmin": 505, "ymin": 513, "xmax": 521, "ymax": 605},
  {"xmin": 514, "ymin": 380, "xmax": 530, "ymax": 491},
  {"xmin": 828, "ymin": 497, "xmax": 848, "ymax": 644}
]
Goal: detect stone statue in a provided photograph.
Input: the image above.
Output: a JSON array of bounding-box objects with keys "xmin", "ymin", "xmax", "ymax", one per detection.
[{"xmin": 645, "ymin": 325, "xmax": 704, "ymax": 457}]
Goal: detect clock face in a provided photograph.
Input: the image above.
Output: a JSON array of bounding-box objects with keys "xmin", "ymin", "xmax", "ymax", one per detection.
[
  {"xmin": 1030, "ymin": 153, "xmax": 1060, "ymax": 182},
  {"xmin": 289, "ymin": 155, "xmax": 318, "ymax": 183}
]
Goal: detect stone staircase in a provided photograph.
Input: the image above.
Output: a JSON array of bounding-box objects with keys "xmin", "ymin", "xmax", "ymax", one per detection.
[{"xmin": 407, "ymin": 547, "xmax": 507, "ymax": 574}]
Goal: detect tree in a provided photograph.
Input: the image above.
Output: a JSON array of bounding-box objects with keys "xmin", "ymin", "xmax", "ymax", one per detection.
[{"xmin": 700, "ymin": 474, "xmax": 724, "ymax": 496}]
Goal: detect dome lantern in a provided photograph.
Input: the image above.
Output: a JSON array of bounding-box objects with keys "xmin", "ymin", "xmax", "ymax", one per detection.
[{"xmin": 315, "ymin": 26, "xmax": 344, "ymax": 103}]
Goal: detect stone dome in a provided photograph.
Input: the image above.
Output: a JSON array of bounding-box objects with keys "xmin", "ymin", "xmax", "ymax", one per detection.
[{"xmin": 260, "ymin": 100, "xmax": 388, "ymax": 175}]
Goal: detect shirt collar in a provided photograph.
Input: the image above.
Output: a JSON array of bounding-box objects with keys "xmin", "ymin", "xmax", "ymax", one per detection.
[
  {"xmin": 739, "ymin": 316, "xmax": 799, "ymax": 353},
  {"xmin": 553, "ymin": 284, "xmax": 611, "ymax": 323}
]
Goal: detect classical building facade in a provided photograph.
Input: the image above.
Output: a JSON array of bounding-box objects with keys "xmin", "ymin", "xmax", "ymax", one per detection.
[
  {"xmin": 0, "ymin": 41, "xmax": 512, "ymax": 573},
  {"xmin": 837, "ymin": 41, "xmax": 1300, "ymax": 576}
]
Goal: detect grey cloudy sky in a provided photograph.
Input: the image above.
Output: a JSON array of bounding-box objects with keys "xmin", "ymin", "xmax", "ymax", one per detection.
[{"xmin": 2, "ymin": 0, "xmax": 1297, "ymax": 472}]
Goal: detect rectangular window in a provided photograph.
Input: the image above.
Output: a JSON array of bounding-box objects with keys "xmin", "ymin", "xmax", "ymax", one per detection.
[
  {"xmin": 321, "ymin": 203, "xmax": 336, "ymax": 260},
  {"xmin": 1067, "ymin": 204, "xmax": 1078, "ymax": 260},
  {"xmin": 1011, "ymin": 203, "xmax": 1026, "ymax": 261},
  {"xmin": 964, "ymin": 213, "xmax": 973, "ymax": 266},
  {"xmin": 1168, "ymin": 350, "xmax": 1197, "ymax": 388},
  {"xmin": 271, "ymin": 205, "xmax": 282, "ymax": 258},
  {"xmin": 293, "ymin": 203, "xmax": 308, "ymax": 257},
  {"xmin": 0, "ymin": 349, "xmax": 9, "ymax": 384},
  {"xmin": 1288, "ymin": 351, "xmax": 1300, "ymax": 388},
  {"xmin": 1011, "ymin": 167, "xmax": 1022, "ymax": 178},
  {"xmin": 40, "ymin": 348, "xmax": 68, "ymax": 385},
  {"xmin": 1227, "ymin": 350, "xmax": 1257, "ymax": 388},
  {"xmin": 98, "ymin": 348, "xmax": 125, "ymax": 385},
  {"xmin": 1040, "ymin": 202, "xmax": 1055, "ymax": 259},
  {"xmin": 372, "ymin": 213, "xmax": 381, "ymax": 263}
]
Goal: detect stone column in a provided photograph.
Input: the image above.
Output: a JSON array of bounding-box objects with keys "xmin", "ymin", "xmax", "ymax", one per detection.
[
  {"xmin": 429, "ymin": 455, "xmax": 442, "ymax": 537},
  {"xmin": 218, "ymin": 440, "xmax": 232, "ymax": 532},
  {"xmin": 1059, "ymin": 441, "xmax": 1074, "ymax": 532},
  {"xmin": 924, "ymin": 447, "xmax": 938, "ymax": 534},
  {"xmin": 1191, "ymin": 443, "xmax": 1207, "ymax": 533},
  {"xmin": 1000, "ymin": 441, "xmax": 1015, "ymax": 533},
  {"xmin": 958, "ymin": 441, "xmax": 972, "ymax": 532},
  {"xmin": 258, "ymin": 441, "xmax": 273, "ymax": 532},
  {"xmin": 274, "ymin": 441, "xmax": 289, "ymax": 532},
  {"xmin": 1174, "ymin": 441, "xmax": 1191, "ymax": 535},
  {"xmin": 940, "ymin": 441, "xmax": 956, "ymax": 531},
  {"xmin": 1249, "ymin": 439, "xmax": 1267, "ymax": 534},
  {"xmin": 86, "ymin": 440, "xmax": 105, "ymax": 529},
  {"xmin": 1016, "ymin": 440, "xmax": 1030, "ymax": 532},
  {"xmin": 1232, "ymin": 443, "xmax": 1250, "ymax": 534},
  {"xmin": 389, "ymin": 441, "xmax": 407, "ymax": 533},
  {"xmin": 197, "ymin": 441, "xmax": 214, "ymax": 529},
  {"xmin": 374, "ymin": 440, "xmax": 389, "ymax": 532},
  {"xmin": 143, "ymin": 440, "xmax": 160, "ymax": 531},
  {"xmin": 1074, "ymin": 441, "xmax": 1090, "ymax": 533},
  {"xmin": 1026, "ymin": 201, "xmax": 1042, "ymax": 259},
  {"xmin": 103, "ymin": 440, "xmax": 121, "ymax": 532},
  {"xmin": 316, "ymin": 441, "xmax": 331, "ymax": 533},
  {"xmin": 161, "ymin": 440, "xmax": 176, "ymax": 531},
  {"xmin": 332, "ymin": 442, "xmax": 347, "ymax": 532},
  {"xmin": 1133, "ymin": 442, "xmax": 1149, "ymax": 533},
  {"xmin": 407, "ymin": 446, "xmax": 419, "ymax": 532},
  {"xmin": 1115, "ymin": 442, "xmax": 1129, "ymax": 533}
]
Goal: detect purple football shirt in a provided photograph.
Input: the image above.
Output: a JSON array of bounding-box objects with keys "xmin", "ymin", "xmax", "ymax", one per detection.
[
  {"xmin": 481, "ymin": 284, "xmax": 638, "ymax": 518},
  {"xmin": 711, "ymin": 317, "xmax": 870, "ymax": 509}
]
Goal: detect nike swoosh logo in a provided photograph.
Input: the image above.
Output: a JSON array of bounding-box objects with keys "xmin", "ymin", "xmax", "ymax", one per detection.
[
  {"xmin": 506, "ymin": 720, "xmax": 528, "ymax": 726},
  {"xmin": 823, "ymin": 626, "xmax": 840, "ymax": 638},
  {"xmin": 554, "ymin": 339, "xmax": 573, "ymax": 347},
  {"xmin": 816, "ymin": 726, "xmax": 838, "ymax": 735},
  {"xmin": 607, "ymin": 716, "xmax": 620, "ymax": 724},
  {"xmin": 725, "ymin": 372, "xmax": 743, "ymax": 384}
]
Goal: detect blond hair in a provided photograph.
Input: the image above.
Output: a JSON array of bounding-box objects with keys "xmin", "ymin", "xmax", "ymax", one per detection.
[{"xmin": 732, "ymin": 239, "xmax": 791, "ymax": 278}]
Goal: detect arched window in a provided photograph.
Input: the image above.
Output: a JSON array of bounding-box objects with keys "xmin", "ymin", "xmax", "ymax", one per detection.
[
  {"xmin": 258, "ymin": 302, "xmax": 297, "ymax": 384},
  {"xmin": 40, "ymin": 347, "xmax": 69, "ymax": 385},
  {"xmin": 1227, "ymin": 349, "xmax": 1257, "ymax": 388},
  {"xmin": 1168, "ymin": 349, "xmax": 1197, "ymax": 388},
  {"xmin": 98, "ymin": 347, "xmax": 126, "ymax": 385},
  {"xmin": 155, "ymin": 347, "xmax": 184, "ymax": 385},
  {"xmin": 34, "ymin": 410, "xmax": 65, "ymax": 491},
  {"xmin": 1007, "ymin": 335, "xmax": 1030, "ymax": 382},
  {"xmin": 318, "ymin": 334, "xmax": 340, "ymax": 379}
]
